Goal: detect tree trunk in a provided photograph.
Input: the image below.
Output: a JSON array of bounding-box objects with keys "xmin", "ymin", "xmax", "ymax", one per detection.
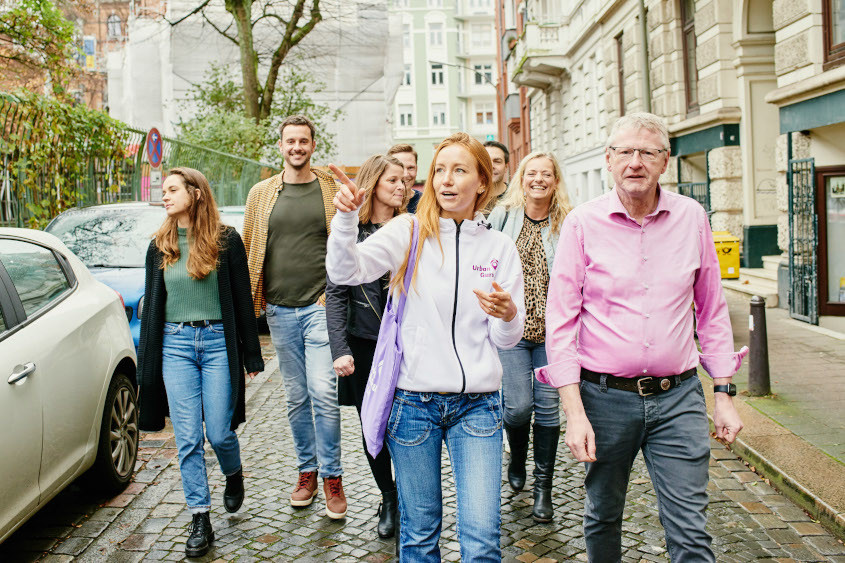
[{"xmin": 226, "ymin": 0, "xmax": 261, "ymax": 121}]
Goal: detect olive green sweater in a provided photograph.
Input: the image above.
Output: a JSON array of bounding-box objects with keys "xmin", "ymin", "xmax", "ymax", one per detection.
[{"xmin": 163, "ymin": 229, "xmax": 223, "ymax": 322}]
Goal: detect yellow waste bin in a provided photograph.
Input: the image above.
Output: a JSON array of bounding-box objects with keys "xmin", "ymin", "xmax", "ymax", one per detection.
[{"xmin": 712, "ymin": 231, "xmax": 740, "ymax": 279}]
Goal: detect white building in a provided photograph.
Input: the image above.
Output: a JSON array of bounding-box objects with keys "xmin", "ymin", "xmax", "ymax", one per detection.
[{"xmin": 390, "ymin": 0, "xmax": 499, "ymax": 179}]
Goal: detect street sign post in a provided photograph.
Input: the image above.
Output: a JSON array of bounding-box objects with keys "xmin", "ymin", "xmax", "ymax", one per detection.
[
  {"xmin": 146, "ymin": 128, "xmax": 163, "ymax": 201},
  {"xmin": 146, "ymin": 128, "xmax": 163, "ymax": 169}
]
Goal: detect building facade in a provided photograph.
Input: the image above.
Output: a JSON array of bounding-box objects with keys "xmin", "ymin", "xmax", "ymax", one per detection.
[
  {"xmin": 500, "ymin": 0, "xmax": 844, "ymax": 327},
  {"xmin": 390, "ymin": 0, "xmax": 499, "ymax": 180}
]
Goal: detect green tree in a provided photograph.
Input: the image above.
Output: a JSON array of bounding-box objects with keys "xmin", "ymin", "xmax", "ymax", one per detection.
[
  {"xmin": 178, "ymin": 64, "xmax": 342, "ymax": 164},
  {"xmin": 169, "ymin": 0, "xmax": 322, "ymax": 122},
  {"xmin": 2, "ymin": 90, "xmax": 128, "ymax": 227},
  {"xmin": 0, "ymin": 0, "xmax": 79, "ymax": 97}
]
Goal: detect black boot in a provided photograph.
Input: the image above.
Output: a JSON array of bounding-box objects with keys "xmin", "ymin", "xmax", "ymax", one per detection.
[
  {"xmin": 224, "ymin": 469, "xmax": 244, "ymax": 513},
  {"xmin": 377, "ymin": 489, "xmax": 398, "ymax": 538},
  {"xmin": 505, "ymin": 423, "xmax": 530, "ymax": 491},
  {"xmin": 532, "ymin": 424, "xmax": 560, "ymax": 523},
  {"xmin": 185, "ymin": 511, "xmax": 214, "ymax": 557}
]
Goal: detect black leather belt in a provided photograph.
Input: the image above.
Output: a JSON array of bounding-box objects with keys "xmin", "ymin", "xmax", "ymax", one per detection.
[
  {"xmin": 581, "ymin": 367, "xmax": 696, "ymax": 397},
  {"xmin": 187, "ymin": 320, "xmax": 222, "ymax": 328}
]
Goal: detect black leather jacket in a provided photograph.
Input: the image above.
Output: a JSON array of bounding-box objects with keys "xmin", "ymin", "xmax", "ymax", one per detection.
[{"xmin": 325, "ymin": 222, "xmax": 389, "ymax": 361}]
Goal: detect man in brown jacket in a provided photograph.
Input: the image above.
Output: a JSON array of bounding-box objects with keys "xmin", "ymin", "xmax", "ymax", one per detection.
[{"xmin": 242, "ymin": 115, "xmax": 346, "ymax": 519}]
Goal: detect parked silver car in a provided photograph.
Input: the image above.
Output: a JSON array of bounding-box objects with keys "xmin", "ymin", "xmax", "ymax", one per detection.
[{"xmin": 0, "ymin": 228, "xmax": 139, "ymax": 544}]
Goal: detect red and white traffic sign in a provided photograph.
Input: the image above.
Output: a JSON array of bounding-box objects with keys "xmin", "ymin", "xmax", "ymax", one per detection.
[{"xmin": 146, "ymin": 128, "xmax": 163, "ymax": 169}]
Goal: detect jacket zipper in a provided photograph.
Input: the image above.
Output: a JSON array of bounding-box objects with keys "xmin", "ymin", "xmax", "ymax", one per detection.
[{"xmin": 451, "ymin": 221, "xmax": 468, "ymax": 393}]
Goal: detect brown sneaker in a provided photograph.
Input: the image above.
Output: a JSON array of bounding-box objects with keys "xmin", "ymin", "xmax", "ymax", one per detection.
[
  {"xmin": 323, "ymin": 476, "xmax": 348, "ymax": 519},
  {"xmin": 290, "ymin": 471, "xmax": 318, "ymax": 507}
]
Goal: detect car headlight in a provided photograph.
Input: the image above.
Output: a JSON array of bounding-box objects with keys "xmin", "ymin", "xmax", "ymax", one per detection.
[{"xmin": 137, "ymin": 296, "xmax": 144, "ymax": 320}]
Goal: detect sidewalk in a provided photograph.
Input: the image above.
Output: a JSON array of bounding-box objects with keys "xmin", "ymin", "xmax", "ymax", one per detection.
[{"xmin": 719, "ymin": 289, "xmax": 845, "ymax": 538}]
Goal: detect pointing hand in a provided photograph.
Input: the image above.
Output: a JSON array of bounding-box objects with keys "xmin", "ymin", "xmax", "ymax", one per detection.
[{"xmin": 329, "ymin": 163, "xmax": 366, "ymax": 212}]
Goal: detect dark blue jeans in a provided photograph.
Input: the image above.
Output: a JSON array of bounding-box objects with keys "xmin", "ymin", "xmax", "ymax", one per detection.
[
  {"xmin": 387, "ymin": 390, "xmax": 503, "ymax": 562},
  {"xmin": 580, "ymin": 374, "xmax": 714, "ymax": 563}
]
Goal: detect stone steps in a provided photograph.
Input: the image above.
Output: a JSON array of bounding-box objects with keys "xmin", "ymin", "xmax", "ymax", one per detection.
[
  {"xmin": 720, "ymin": 254, "xmax": 783, "ymax": 307},
  {"xmin": 722, "ymin": 277, "xmax": 779, "ymax": 307}
]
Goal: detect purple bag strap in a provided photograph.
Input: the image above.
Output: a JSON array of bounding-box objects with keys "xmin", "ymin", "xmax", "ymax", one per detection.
[{"xmin": 395, "ymin": 217, "xmax": 420, "ymax": 319}]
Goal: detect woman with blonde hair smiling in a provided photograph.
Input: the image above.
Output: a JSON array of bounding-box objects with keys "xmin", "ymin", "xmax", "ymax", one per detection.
[
  {"xmin": 487, "ymin": 150, "xmax": 573, "ymax": 522},
  {"xmin": 138, "ymin": 167, "xmax": 264, "ymax": 558},
  {"xmin": 325, "ymin": 154, "xmax": 406, "ymax": 538},
  {"xmin": 326, "ymin": 133, "xmax": 525, "ymax": 561}
]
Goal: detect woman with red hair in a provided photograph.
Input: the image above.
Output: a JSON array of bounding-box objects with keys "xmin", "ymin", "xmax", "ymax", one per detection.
[{"xmin": 326, "ymin": 133, "xmax": 525, "ymax": 561}]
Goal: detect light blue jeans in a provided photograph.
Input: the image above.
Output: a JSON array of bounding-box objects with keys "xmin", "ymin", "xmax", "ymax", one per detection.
[
  {"xmin": 162, "ymin": 322, "xmax": 240, "ymax": 513},
  {"xmin": 387, "ymin": 390, "xmax": 503, "ymax": 562},
  {"xmin": 580, "ymin": 374, "xmax": 714, "ymax": 563},
  {"xmin": 498, "ymin": 339, "xmax": 560, "ymax": 427},
  {"xmin": 265, "ymin": 302, "xmax": 342, "ymax": 477}
]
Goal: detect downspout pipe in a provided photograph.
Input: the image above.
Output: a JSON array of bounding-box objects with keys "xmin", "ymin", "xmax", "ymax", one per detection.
[{"xmin": 638, "ymin": 0, "xmax": 652, "ymax": 112}]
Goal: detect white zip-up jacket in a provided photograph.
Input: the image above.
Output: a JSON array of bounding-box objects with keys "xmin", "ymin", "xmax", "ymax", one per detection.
[{"xmin": 327, "ymin": 210, "xmax": 525, "ymax": 393}]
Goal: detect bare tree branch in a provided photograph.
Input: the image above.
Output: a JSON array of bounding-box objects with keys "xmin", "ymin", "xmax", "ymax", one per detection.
[
  {"xmin": 202, "ymin": 11, "xmax": 240, "ymax": 46},
  {"xmin": 165, "ymin": 0, "xmax": 212, "ymax": 26}
]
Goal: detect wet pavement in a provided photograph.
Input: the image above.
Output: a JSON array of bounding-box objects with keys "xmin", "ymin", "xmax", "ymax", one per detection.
[{"xmin": 2, "ymin": 337, "xmax": 844, "ymax": 562}]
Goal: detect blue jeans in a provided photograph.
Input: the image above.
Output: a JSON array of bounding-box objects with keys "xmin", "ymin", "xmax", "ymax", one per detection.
[
  {"xmin": 387, "ymin": 390, "xmax": 502, "ymax": 562},
  {"xmin": 265, "ymin": 302, "xmax": 342, "ymax": 477},
  {"xmin": 162, "ymin": 322, "xmax": 240, "ymax": 513},
  {"xmin": 580, "ymin": 374, "xmax": 713, "ymax": 563},
  {"xmin": 499, "ymin": 339, "xmax": 560, "ymax": 427}
]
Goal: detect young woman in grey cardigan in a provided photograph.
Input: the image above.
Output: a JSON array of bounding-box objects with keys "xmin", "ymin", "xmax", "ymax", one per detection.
[{"xmin": 487, "ymin": 151, "xmax": 573, "ymax": 522}]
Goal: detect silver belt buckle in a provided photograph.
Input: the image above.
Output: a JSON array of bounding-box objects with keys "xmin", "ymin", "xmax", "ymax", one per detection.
[{"xmin": 636, "ymin": 377, "xmax": 654, "ymax": 397}]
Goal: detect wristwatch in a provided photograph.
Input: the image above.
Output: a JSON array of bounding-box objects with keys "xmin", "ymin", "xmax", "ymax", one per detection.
[{"xmin": 714, "ymin": 383, "xmax": 737, "ymax": 396}]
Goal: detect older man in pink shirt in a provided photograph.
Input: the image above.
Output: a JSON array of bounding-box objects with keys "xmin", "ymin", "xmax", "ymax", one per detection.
[{"xmin": 537, "ymin": 112, "xmax": 747, "ymax": 562}]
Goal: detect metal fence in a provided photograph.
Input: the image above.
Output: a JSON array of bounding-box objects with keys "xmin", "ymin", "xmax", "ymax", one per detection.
[
  {"xmin": 677, "ymin": 181, "xmax": 711, "ymax": 213},
  {"xmin": 0, "ymin": 92, "xmax": 280, "ymax": 228}
]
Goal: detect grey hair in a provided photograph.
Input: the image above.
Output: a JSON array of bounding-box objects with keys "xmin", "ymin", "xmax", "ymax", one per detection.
[{"xmin": 605, "ymin": 112, "xmax": 670, "ymax": 150}]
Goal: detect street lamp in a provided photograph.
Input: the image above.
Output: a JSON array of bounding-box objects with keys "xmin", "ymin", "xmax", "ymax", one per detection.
[
  {"xmin": 427, "ymin": 59, "xmax": 497, "ymax": 88},
  {"xmin": 427, "ymin": 59, "xmax": 501, "ymax": 140}
]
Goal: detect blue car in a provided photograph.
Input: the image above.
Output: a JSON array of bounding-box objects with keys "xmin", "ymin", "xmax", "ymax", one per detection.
[{"xmin": 46, "ymin": 203, "xmax": 250, "ymax": 349}]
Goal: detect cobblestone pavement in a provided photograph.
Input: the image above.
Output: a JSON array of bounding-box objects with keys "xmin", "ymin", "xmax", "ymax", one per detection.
[{"xmin": 2, "ymin": 357, "xmax": 844, "ymax": 561}]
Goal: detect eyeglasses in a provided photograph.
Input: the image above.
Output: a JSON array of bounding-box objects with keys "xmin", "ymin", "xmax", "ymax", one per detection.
[{"xmin": 609, "ymin": 147, "xmax": 668, "ymax": 162}]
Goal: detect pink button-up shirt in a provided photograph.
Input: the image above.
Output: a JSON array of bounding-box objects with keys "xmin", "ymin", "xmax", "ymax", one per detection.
[{"xmin": 536, "ymin": 187, "xmax": 747, "ymax": 387}]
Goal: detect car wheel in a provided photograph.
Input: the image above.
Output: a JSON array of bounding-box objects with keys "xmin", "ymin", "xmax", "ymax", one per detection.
[{"xmin": 86, "ymin": 373, "xmax": 139, "ymax": 495}]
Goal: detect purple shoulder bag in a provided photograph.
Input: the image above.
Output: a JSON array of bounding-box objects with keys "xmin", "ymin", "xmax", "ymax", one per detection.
[{"xmin": 360, "ymin": 217, "xmax": 420, "ymax": 458}]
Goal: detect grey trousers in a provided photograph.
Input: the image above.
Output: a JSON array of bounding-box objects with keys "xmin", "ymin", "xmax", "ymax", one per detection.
[{"xmin": 580, "ymin": 374, "xmax": 714, "ymax": 563}]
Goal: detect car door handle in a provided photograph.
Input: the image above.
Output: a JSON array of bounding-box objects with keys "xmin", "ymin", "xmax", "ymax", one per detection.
[{"xmin": 8, "ymin": 363, "xmax": 36, "ymax": 384}]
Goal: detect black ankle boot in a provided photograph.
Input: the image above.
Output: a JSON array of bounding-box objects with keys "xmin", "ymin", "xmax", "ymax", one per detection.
[
  {"xmin": 532, "ymin": 424, "xmax": 560, "ymax": 523},
  {"xmin": 377, "ymin": 489, "xmax": 398, "ymax": 538},
  {"xmin": 224, "ymin": 469, "xmax": 244, "ymax": 513},
  {"xmin": 185, "ymin": 511, "xmax": 214, "ymax": 557},
  {"xmin": 505, "ymin": 423, "xmax": 530, "ymax": 491}
]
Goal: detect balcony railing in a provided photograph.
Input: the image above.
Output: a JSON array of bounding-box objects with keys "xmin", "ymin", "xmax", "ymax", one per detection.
[{"xmin": 510, "ymin": 22, "xmax": 567, "ymax": 88}]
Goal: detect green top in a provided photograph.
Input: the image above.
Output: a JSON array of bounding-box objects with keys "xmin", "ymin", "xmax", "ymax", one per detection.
[
  {"xmin": 263, "ymin": 178, "xmax": 327, "ymax": 307},
  {"xmin": 163, "ymin": 228, "xmax": 222, "ymax": 322}
]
